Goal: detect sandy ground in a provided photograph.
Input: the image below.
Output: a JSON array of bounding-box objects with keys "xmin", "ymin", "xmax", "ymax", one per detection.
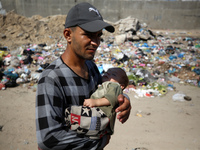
[
  {"xmin": 0, "ymin": 83, "xmax": 200, "ymax": 150},
  {"xmin": 1, "ymin": 11, "xmax": 200, "ymax": 150}
]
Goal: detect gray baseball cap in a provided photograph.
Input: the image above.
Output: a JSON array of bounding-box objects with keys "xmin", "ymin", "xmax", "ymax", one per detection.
[{"xmin": 65, "ymin": 2, "xmax": 115, "ymax": 33}]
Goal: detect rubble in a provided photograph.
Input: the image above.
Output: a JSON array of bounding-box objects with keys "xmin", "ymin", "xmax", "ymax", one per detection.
[{"xmin": 0, "ymin": 12, "xmax": 200, "ymax": 98}]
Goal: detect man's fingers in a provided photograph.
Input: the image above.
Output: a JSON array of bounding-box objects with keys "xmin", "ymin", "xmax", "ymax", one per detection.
[
  {"xmin": 117, "ymin": 105, "xmax": 131, "ymax": 123},
  {"xmin": 116, "ymin": 97, "xmax": 130, "ymax": 113},
  {"xmin": 116, "ymin": 94, "xmax": 132, "ymax": 123}
]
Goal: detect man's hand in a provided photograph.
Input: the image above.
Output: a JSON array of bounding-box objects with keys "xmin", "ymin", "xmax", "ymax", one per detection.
[{"xmin": 116, "ymin": 94, "xmax": 131, "ymax": 123}]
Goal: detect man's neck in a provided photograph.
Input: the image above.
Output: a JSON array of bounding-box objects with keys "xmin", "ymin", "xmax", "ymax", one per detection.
[{"xmin": 61, "ymin": 52, "xmax": 89, "ymax": 79}]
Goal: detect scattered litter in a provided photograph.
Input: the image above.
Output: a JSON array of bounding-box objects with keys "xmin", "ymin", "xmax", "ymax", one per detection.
[
  {"xmin": 133, "ymin": 147, "xmax": 148, "ymax": 150},
  {"xmin": 184, "ymin": 96, "xmax": 192, "ymax": 101},
  {"xmin": 172, "ymin": 92, "xmax": 192, "ymax": 102},
  {"xmin": 0, "ymin": 12, "xmax": 199, "ymax": 99},
  {"xmin": 0, "ymin": 125, "xmax": 3, "ymax": 131}
]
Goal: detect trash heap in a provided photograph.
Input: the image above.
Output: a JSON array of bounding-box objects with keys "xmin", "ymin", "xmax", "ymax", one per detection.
[
  {"xmin": 0, "ymin": 12, "xmax": 200, "ymax": 99},
  {"xmin": 112, "ymin": 16, "xmax": 155, "ymax": 45},
  {"xmin": 95, "ymin": 17, "xmax": 200, "ymax": 98},
  {"xmin": 0, "ymin": 43, "xmax": 66, "ymax": 90}
]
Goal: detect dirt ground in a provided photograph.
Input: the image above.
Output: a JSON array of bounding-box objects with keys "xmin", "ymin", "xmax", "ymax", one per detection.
[
  {"xmin": 0, "ymin": 83, "xmax": 200, "ymax": 150},
  {"xmin": 1, "ymin": 11, "xmax": 200, "ymax": 150},
  {"xmin": 106, "ymin": 83, "xmax": 200, "ymax": 150}
]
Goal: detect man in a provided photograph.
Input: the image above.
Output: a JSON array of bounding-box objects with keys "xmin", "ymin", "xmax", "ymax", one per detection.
[{"xmin": 36, "ymin": 2, "xmax": 131, "ymax": 150}]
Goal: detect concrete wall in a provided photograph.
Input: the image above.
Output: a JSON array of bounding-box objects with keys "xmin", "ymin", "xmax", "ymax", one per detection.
[{"xmin": 1, "ymin": 0, "xmax": 200, "ymax": 29}]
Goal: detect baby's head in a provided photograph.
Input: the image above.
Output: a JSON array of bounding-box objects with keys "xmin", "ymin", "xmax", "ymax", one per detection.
[{"xmin": 102, "ymin": 67, "xmax": 129, "ymax": 90}]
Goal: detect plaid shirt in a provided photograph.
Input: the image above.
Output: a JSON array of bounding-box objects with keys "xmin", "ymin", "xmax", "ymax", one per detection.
[{"xmin": 35, "ymin": 57, "xmax": 105, "ymax": 150}]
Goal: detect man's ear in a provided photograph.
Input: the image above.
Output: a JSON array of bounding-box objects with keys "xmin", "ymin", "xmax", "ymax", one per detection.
[{"xmin": 63, "ymin": 28, "xmax": 72, "ymax": 43}]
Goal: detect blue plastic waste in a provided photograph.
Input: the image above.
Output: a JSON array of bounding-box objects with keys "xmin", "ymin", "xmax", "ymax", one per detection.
[
  {"xmin": 169, "ymin": 55, "xmax": 177, "ymax": 60},
  {"xmin": 98, "ymin": 65, "xmax": 104, "ymax": 74},
  {"xmin": 185, "ymin": 37, "xmax": 193, "ymax": 41},
  {"xmin": 193, "ymin": 68, "xmax": 200, "ymax": 75},
  {"xmin": 142, "ymin": 43, "xmax": 149, "ymax": 47},
  {"xmin": 178, "ymin": 53, "xmax": 185, "ymax": 58},
  {"xmin": 168, "ymin": 68, "xmax": 176, "ymax": 74},
  {"xmin": 3, "ymin": 71, "xmax": 19, "ymax": 79},
  {"xmin": 176, "ymin": 64, "xmax": 182, "ymax": 68},
  {"xmin": 168, "ymin": 84, "xmax": 174, "ymax": 88}
]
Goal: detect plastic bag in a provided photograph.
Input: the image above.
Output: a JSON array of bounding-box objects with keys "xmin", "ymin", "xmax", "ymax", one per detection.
[{"xmin": 172, "ymin": 92, "xmax": 186, "ymax": 102}]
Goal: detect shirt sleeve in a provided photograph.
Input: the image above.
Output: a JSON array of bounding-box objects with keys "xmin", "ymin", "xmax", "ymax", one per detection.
[
  {"xmin": 91, "ymin": 82, "xmax": 122, "ymax": 108},
  {"xmin": 35, "ymin": 76, "xmax": 102, "ymax": 150},
  {"xmin": 103, "ymin": 82, "xmax": 122, "ymax": 107}
]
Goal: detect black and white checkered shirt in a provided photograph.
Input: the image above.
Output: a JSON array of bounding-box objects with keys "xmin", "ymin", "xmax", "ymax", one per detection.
[{"xmin": 35, "ymin": 57, "xmax": 105, "ymax": 150}]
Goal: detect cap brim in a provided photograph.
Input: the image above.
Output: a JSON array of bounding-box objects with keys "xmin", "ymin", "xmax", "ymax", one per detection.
[{"xmin": 79, "ymin": 20, "xmax": 115, "ymax": 33}]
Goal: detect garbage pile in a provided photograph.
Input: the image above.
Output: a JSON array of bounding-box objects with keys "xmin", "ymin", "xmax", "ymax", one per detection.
[
  {"xmin": 0, "ymin": 43, "xmax": 65, "ymax": 90},
  {"xmin": 0, "ymin": 12, "xmax": 200, "ymax": 99},
  {"xmin": 95, "ymin": 21, "xmax": 200, "ymax": 98},
  {"xmin": 111, "ymin": 16, "xmax": 155, "ymax": 45}
]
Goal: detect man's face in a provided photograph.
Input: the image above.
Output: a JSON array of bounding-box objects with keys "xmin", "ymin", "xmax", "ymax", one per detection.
[{"xmin": 70, "ymin": 26, "xmax": 102, "ymax": 60}]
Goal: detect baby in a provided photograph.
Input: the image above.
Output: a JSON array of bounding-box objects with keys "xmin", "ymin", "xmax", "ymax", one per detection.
[{"xmin": 65, "ymin": 67, "xmax": 129, "ymax": 139}]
